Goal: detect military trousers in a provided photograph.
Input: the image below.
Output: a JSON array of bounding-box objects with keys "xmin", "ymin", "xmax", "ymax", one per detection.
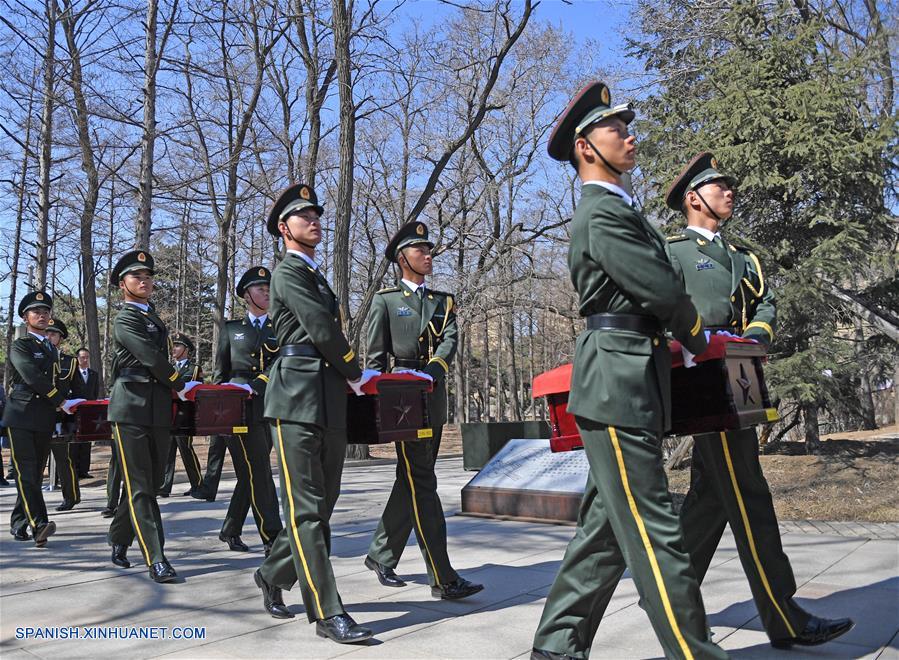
[
  {"xmin": 680, "ymin": 427, "xmax": 809, "ymax": 641},
  {"xmin": 366, "ymin": 424, "xmax": 458, "ymax": 587},
  {"xmin": 107, "ymin": 423, "xmax": 171, "ymax": 566},
  {"xmin": 198, "ymin": 434, "xmax": 227, "ymax": 499},
  {"xmin": 159, "ymin": 435, "xmax": 203, "ymax": 495},
  {"xmin": 106, "ymin": 444, "xmax": 122, "ymax": 510},
  {"xmin": 221, "ymin": 423, "xmax": 282, "ymax": 544},
  {"xmin": 7, "ymin": 427, "xmax": 52, "ymax": 533},
  {"xmin": 50, "ymin": 440, "xmax": 81, "ymax": 504},
  {"xmin": 259, "ymin": 420, "xmax": 346, "ymax": 622},
  {"xmin": 533, "ymin": 419, "xmax": 726, "ymax": 660},
  {"xmin": 71, "ymin": 441, "xmax": 92, "ymax": 476}
]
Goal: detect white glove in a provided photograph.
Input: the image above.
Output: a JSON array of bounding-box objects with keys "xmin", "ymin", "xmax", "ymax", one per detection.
[
  {"xmin": 401, "ymin": 369, "xmax": 433, "ymax": 382},
  {"xmin": 347, "ymin": 369, "xmax": 380, "ymax": 396},
  {"xmin": 682, "ymin": 331, "xmax": 711, "ymax": 369},
  {"xmin": 714, "ymin": 330, "xmax": 741, "ymax": 338},
  {"xmin": 177, "ymin": 380, "xmax": 202, "ymax": 401},
  {"xmin": 227, "ymin": 381, "xmax": 254, "ymax": 395},
  {"xmin": 61, "ymin": 399, "xmax": 85, "ymax": 414},
  {"xmin": 55, "ymin": 423, "xmax": 63, "ymax": 435}
]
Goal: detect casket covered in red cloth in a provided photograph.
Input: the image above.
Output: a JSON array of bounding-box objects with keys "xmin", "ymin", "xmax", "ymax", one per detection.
[
  {"xmin": 347, "ymin": 373, "xmax": 434, "ymax": 445},
  {"xmin": 532, "ymin": 335, "xmax": 779, "ymax": 452},
  {"xmin": 172, "ymin": 384, "xmax": 250, "ymax": 436},
  {"xmin": 68, "ymin": 399, "xmax": 112, "ymax": 442}
]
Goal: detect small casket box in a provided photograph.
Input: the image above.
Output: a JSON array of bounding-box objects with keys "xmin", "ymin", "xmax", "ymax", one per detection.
[
  {"xmin": 172, "ymin": 384, "xmax": 250, "ymax": 436},
  {"xmin": 347, "ymin": 373, "xmax": 434, "ymax": 445}
]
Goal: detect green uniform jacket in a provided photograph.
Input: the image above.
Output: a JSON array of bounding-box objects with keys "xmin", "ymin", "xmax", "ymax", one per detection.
[
  {"xmin": 178, "ymin": 359, "xmax": 203, "ymax": 382},
  {"xmin": 365, "ymin": 282, "xmax": 457, "ymax": 380},
  {"xmin": 55, "ymin": 352, "xmax": 77, "ymax": 424},
  {"xmin": 2, "ymin": 335, "xmax": 68, "ymax": 433},
  {"xmin": 667, "ymin": 228, "xmax": 776, "ymax": 346},
  {"xmin": 264, "ymin": 253, "xmax": 362, "ymax": 428},
  {"xmin": 107, "ymin": 304, "xmax": 186, "ymax": 427},
  {"xmin": 567, "ymin": 185, "xmax": 707, "ymax": 433},
  {"xmin": 213, "ymin": 317, "xmax": 277, "ymax": 423}
]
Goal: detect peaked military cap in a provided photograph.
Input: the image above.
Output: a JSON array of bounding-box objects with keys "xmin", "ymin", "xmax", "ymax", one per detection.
[
  {"xmin": 236, "ymin": 265, "xmax": 272, "ymax": 297},
  {"xmin": 18, "ymin": 291, "xmax": 52, "ymax": 317},
  {"xmin": 266, "ymin": 183, "xmax": 324, "ymax": 236},
  {"xmin": 548, "ymin": 81, "xmax": 635, "ymax": 161},
  {"xmin": 46, "ymin": 318, "xmax": 69, "ymax": 339},
  {"xmin": 385, "ymin": 222, "xmax": 434, "ymax": 263},
  {"xmin": 665, "ymin": 151, "xmax": 738, "ymax": 210},
  {"xmin": 171, "ymin": 332, "xmax": 195, "ymax": 354},
  {"xmin": 110, "ymin": 250, "xmax": 155, "ymax": 285}
]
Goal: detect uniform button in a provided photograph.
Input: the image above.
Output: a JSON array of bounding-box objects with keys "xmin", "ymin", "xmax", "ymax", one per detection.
[
  {"xmin": 252, "ymin": 366, "xmax": 258, "ymax": 372},
  {"xmin": 418, "ymin": 337, "xmax": 424, "ymax": 343},
  {"xmin": 334, "ymin": 317, "xmax": 338, "ymax": 323},
  {"xmin": 731, "ymin": 320, "xmax": 738, "ymax": 327},
  {"xmin": 652, "ymin": 338, "xmax": 660, "ymax": 347},
  {"xmin": 324, "ymin": 362, "xmax": 330, "ymax": 367}
]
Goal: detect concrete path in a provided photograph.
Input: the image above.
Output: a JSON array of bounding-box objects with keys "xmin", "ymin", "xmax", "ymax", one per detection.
[{"xmin": 1, "ymin": 457, "xmax": 896, "ymax": 659}]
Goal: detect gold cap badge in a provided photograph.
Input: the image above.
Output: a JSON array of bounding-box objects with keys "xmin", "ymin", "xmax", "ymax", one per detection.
[
  {"xmin": 710, "ymin": 157, "xmax": 718, "ymax": 169},
  {"xmin": 36, "ymin": 293, "xmax": 44, "ymax": 300},
  {"xmin": 300, "ymin": 186, "xmax": 310, "ymax": 200},
  {"xmin": 415, "ymin": 224, "xmax": 425, "ymax": 236},
  {"xmin": 137, "ymin": 252, "xmax": 146, "ymax": 262},
  {"xmin": 259, "ymin": 268, "xmax": 266, "ymax": 276},
  {"xmin": 48, "ymin": 319, "xmax": 54, "ymax": 325},
  {"xmin": 600, "ymin": 86, "xmax": 610, "ymax": 105}
]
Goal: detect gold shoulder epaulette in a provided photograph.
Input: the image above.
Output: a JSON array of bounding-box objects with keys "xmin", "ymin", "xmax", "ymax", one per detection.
[
  {"xmin": 666, "ymin": 234, "xmax": 689, "ymax": 243},
  {"xmin": 376, "ymin": 286, "xmax": 401, "ymax": 295}
]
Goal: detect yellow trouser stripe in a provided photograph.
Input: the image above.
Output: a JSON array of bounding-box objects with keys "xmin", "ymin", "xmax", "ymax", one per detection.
[
  {"xmin": 719, "ymin": 432, "xmax": 796, "ymax": 636},
  {"xmin": 7, "ymin": 429, "xmax": 36, "ymax": 529},
  {"xmin": 66, "ymin": 448, "xmax": 79, "ymax": 500},
  {"xmin": 400, "ymin": 442, "xmax": 441, "ymax": 587},
  {"xmin": 609, "ymin": 426, "xmax": 693, "ymax": 660},
  {"xmin": 237, "ymin": 434, "xmax": 268, "ymax": 542},
  {"xmin": 114, "ymin": 424, "xmax": 152, "ymax": 566},
  {"xmin": 276, "ymin": 420, "xmax": 324, "ymax": 619},
  {"xmin": 188, "ymin": 439, "xmax": 203, "ymax": 479}
]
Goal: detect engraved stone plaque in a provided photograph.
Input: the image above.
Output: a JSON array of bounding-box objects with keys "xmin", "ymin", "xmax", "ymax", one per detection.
[{"xmin": 460, "ymin": 439, "xmax": 588, "ymax": 524}]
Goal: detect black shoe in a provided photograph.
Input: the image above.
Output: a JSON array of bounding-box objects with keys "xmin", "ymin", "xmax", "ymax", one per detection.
[
  {"xmin": 531, "ymin": 649, "xmax": 580, "ymax": 660},
  {"xmin": 149, "ymin": 561, "xmax": 177, "ymax": 583},
  {"xmin": 182, "ymin": 489, "xmax": 194, "ymax": 497},
  {"xmin": 111, "ymin": 544, "xmax": 131, "ymax": 568},
  {"xmin": 219, "ymin": 533, "xmax": 249, "ymax": 552},
  {"xmin": 191, "ymin": 489, "xmax": 215, "ymax": 502},
  {"xmin": 11, "ymin": 527, "xmax": 31, "ymax": 541},
  {"xmin": 78, "ymin": 473, "xmax": 93, "ymax": 479},
  {"xmin": 431, "ymin": 577, "xmax": 484, "ymax": 600},
  {"xmin": 254, "ymin": 569, "xmax": 293, "ymax": 619},
  {"xmin": 263, "ymin": 541, "xmax": 273, "ymax": 558},
  {"xmin": 771, "ymin": 616, "xmax": 854, "ymax": 649},
  {"xmin": 157, "ymin": 491, "xmax": 170, "ymax": 498},
  {"xmin": 0, "ymin": 478, "xmax": 10, "ymax": 487},
  {"xmin": 315, "ymin": 613, "xmax": 372, "ymax": 644},
  {"xmin": 100, "ymin": 507, "xmax": 116, "ymax": 518},
  {"xmin": 56, "ymin": 500, "xmax": 76, "ymax": 511},
  {"xmin": 364, "ymin": 556, "xmax": 406, "ymax": 587},
  {"xmin": 33, "ymin": 521, "xmax": 56, "ymax": 547}
]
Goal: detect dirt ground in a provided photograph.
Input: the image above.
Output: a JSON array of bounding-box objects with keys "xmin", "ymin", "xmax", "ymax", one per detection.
[
  {"xmin": 34, "ymin": 425, "xmax": 897, "ymax": 524},
  {"xmin": 666, "ymin": 425, "xmax": 899, "ymax": 522}
]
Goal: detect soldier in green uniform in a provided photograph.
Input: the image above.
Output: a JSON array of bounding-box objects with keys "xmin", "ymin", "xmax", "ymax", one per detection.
[
  {"xmin": 5, "ymin": 291, "xmax": 73, "ymax": 546},
  {"xmin": 106, "ymin": 250, "xmax": 200, "ymax": 582},
  {"xmin": 158, "ymin": 333, "xmax": 204, "ymax": 498},
  {"xmin": 665, "ymin": 152, "xmax": 853, "ymax": 650},
  {"xmin": 101, "ymin": 449, "xmax": 122, "ymax": 518},
  {"xmin": 531, "ymin": 82, "xmax": 726, "ymax": 660},
  {"xmin": 213, "ymin": 267, "xmax": 283, "ymax": 553},
  {"xmin": 253, "ymin": 183, "xmax": 376, "ymax": 644},
  {"xmin": 45, "ymin": 318, "xmax": 81, "ymax": 511},
  {"xmin": 362, "ymin": 221, "xmax": 483, "ymax": 600}
]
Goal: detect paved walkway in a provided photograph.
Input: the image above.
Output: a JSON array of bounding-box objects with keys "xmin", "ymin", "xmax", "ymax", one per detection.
[{"xmin": 1, "ymin": 457, "xmax": 897, "ymax": 659}]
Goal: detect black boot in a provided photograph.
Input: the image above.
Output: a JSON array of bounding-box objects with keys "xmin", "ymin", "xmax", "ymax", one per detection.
[
  {"xmin": 315, "ymin": 613, "xmax": 373, "ymax": 644},
  {"xmin": 111, "ymin": 544, "xmax": 130, "ymax": 568},
  {"xmin": 11, "ymin": 527, "xmax": 30, "ymax": 541},
  {"xmin": 33, "ymin": 521, "xmax": 56, "ymax": 547},
  {"xmin": 431, "ymin": 577, "xmax": 484, "ymax": 600},
  {"xmin": 364, "ymin": 556, "xmax": 406, "ymax": 587},
  {"xmin": 771, "ymin": 615, "xmax": 854, "ymax": 649},
  {"xmin": 149, "ymin": 560, "xmax": 177, "ymax": 583},
  {"xmin": 100, "ymin": 507, "xmax": 116, "ymax": 518},
  {"xmin": 254, "ymin": 569, "xmax": 293, "ymax": 619},
  {"xmin": 56, "ymin": 500, "xmax": 76, "ymax": 512},
  {"xmin": 219, "ymin": 533, "xmax": 249, "ymax": 551}
]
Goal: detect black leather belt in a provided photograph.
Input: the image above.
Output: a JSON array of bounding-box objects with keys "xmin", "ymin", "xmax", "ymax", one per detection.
[
  {"xmin": 586, "ymin": 313, "xmax": 662, "ymax": 335},
  {"xmin": 118, "ymin": 367, "xmax": 154, "ymax": 379},
  {"xmin": 394, "ymin": 358, "xmax": 426, "ymax": 369},
  {"xmin": 281, "ymin": 344, "xmax": 322, "ymax": 358}
]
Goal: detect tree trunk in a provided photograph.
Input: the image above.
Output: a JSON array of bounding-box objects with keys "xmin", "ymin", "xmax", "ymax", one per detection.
[
  {"xmin": 135, "ymin": 0, "xmax": 159, "ymax": 248},
  {"xmin": 61, "ymin": 0, "xmax": 103, "ymax": 390},
  {"xmin": 35, "ymin": 0, "xmax": 58, "ymax": 290},
  {"xmin": 331, "ymin": 0, "xmax": 354, "ymax": 320},
  {"xmin": 802, "ymin": 403, "xmax": 820, "ymax": 454}
]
